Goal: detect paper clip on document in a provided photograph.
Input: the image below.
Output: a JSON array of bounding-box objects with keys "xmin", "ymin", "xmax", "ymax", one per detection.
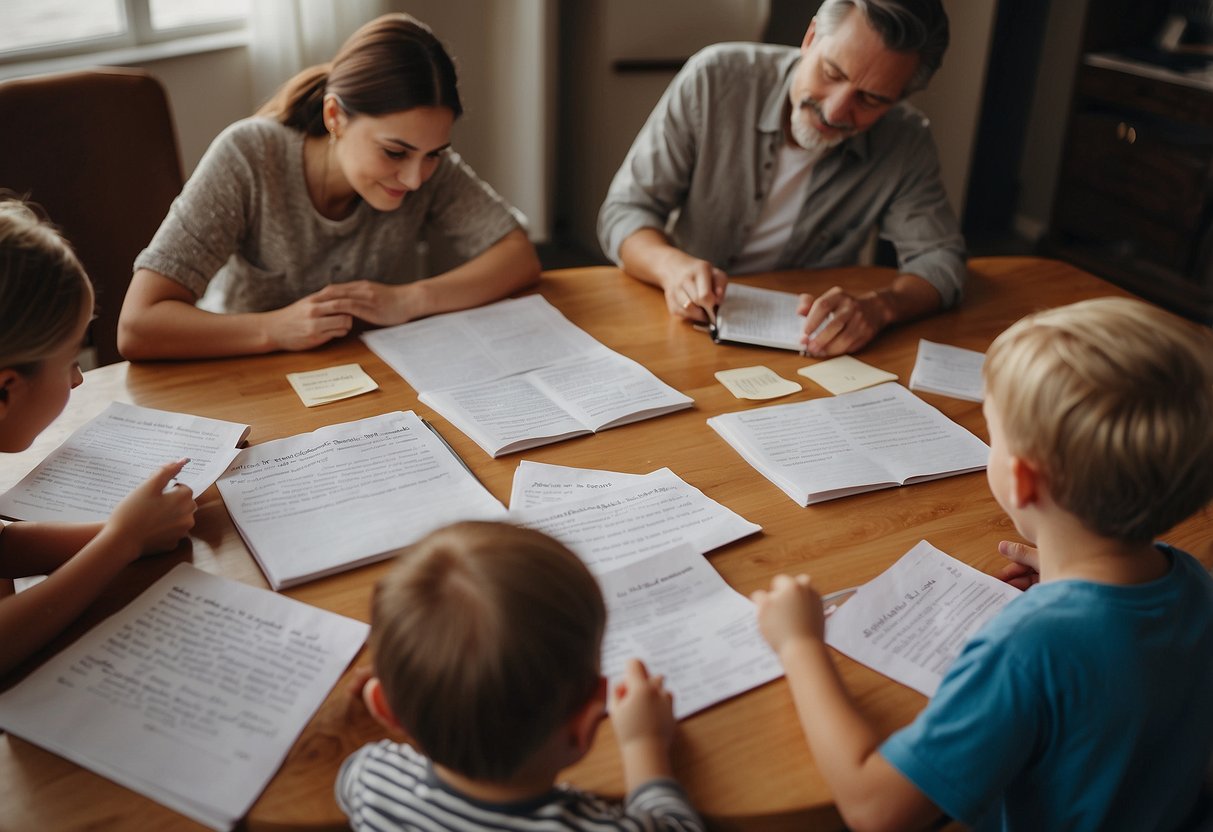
[{"xmin": 822, "ymin": 585, "xmax": 861, "ymax": 617}]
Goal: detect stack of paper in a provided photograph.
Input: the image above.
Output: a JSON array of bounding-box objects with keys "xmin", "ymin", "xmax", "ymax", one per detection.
[
  {"xmin": 362, "ymin": 296, "xmax": 693, "ymax": 457},
  {"xmin": 710, "ymin": 283, "xmax": 806, "ymax": 351},
  {"xmin": 217, "ymin": 411, "xmax": 505, "ymax": 589},
  {"xmin": 0, "ymin": 564, "xmax": 369, "ymax": 830},
  {"xmin": 708, "ymin": 383, "xmax": 989, "ymax": 506},
  {"xmin": 507, "ymin": 462, "xmax": 779, "ymax": 717},
  {"xmin": 0, "ymin": 402, "xmax": 250, "ymax": 522},
  {"xmin": 907, "ymin": 339, "xmax": 986, "ymax": 402}
]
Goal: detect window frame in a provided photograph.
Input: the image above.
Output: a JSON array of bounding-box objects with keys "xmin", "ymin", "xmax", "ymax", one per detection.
[{"xmin": 0, "ymin": 0, "xmax": 247, "ymax": 66}]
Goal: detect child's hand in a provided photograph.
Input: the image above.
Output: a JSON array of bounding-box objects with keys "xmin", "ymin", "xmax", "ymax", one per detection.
[
  {"xmin": 752, "ymin": 573, "xmax": 825, "ymax": 655},
  {"xmin": 108, "ymin": 459, "xmax": 197, "ymax": 557},
  {"xmin": 610, "ymin": 658, "xmax": 675, "ymax": 751},
  {"xmin": 996, "ymin": 540, "xmax": 1040, "ymax": 590}
]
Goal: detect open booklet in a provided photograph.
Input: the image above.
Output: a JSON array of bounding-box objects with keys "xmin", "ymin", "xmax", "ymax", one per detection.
[
  {"xmin": 708, "ymin": 383, "xmax": 989, "ymax": 506},
  {"xmin": 0, "ymin": 401, "xmax": 250, "ymax": 523},
  {"xmin": 216, "ymin": 411, "xmax": 505, "ymax": 590},
  {"xmin": 0, "ymin": 563, "xmax": 369, "ymax": 831},
  {"xmin": 825, "ymin": 540, "xmax": 1020, "ymax": 696},
  {"xmin": 710, "ymin": 283, "xmax": 806, "ymax": 351},
  {"xmin": 361, "ymin": 295, "xmax": 693, "ymax": 457}
]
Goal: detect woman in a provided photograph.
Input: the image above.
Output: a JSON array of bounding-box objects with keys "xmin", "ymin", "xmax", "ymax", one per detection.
[{"xmin": 118, "ymin": 13, "xmax": 539, "ymax": 359}]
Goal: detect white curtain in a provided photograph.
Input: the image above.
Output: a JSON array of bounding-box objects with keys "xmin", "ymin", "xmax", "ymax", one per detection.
[{"xmin": 248, "ymin": 0, "xmax": 387, "ymax": 107}]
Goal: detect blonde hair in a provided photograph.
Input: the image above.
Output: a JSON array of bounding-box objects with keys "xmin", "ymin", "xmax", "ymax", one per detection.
[
  {"xmin": 0, "ymin": 196, "xmax": 92, "ymax": 371},
  {"xmin": 984, "ymin": 297, "xmax": 1213, "ymax": 542},
  {"xmin": 370, "ymin": 521, "xmax": 605, "ymax": 780}
]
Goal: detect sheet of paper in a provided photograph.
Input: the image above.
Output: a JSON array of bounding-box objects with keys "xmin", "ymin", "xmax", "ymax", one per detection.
[
  {"xmin": 528, "ymin": 350, "xmax": 693, "ymax": 429},
  {"xmin": 509, "ymin": 460, "xmax": 651, "ymax": 510},
  {"xmin": 825, "ymin": 540, "xmax": 1019, "ymax": 696},
  {"xmin": 286, "ymin": 363, "xmax": 378, "ymax": 406},
  {"xmin": 599, "ymin": 545, "xmax": 782, "ymax": 719},
  {"xmin": 715, "ymin": 365, "xmax": 803, "ymax": 400},
  {"xmin": 713, "ymin": 283, "xmax": 806, "ymax": 351},
  {"xmin": 908, "ymin": 339, "xmax": 986, "ymax": 402},
  {"xmin": 707, "ymin": 383, "xmax": 989, "ymax": 506},
  {"xmin": 797, "ymin": 355, "xmax": 898, "ymax": 395},
  {"xmin": 0, "ymin": 563, "xmax": 369, "ymax": 831},
  {"xmin": 0, "ymin": 402, "xmax": 249, "ymax": 523},
  {"xmin": 217, "ymin": 411, "xmax": 506, "ymax": 589},
  {"xmin": 509, "ymin": 469, "xmax": 760, "ymax": 574},
  {"xmin": 360, "ymin": 295, "xmax": 602, "ymax": 392}
]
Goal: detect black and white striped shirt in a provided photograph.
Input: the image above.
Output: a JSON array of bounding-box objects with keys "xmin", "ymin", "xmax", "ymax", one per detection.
[{"xmin": 337, "ymin": 741, "xmax": 706, "ymax": 832}]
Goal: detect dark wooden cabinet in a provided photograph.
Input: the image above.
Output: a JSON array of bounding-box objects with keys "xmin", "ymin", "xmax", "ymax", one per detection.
[{"xmin": 1047, "ymin": 2, "xmax": 1213, "ymax": 324}]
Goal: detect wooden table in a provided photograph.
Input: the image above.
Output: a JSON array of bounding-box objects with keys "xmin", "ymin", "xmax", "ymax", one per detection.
[{"xmin": 2, "ymin": 258, "xmax": 1210, "ymax": 831}]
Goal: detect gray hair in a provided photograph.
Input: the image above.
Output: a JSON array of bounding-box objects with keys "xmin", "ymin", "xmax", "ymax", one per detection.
[{"xmin": 815, "ymin": 0, "xmax": 949, "ymax": 95}]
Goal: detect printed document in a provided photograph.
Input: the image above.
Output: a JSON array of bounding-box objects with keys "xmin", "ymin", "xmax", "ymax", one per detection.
[
  {"xmin": 599, "ymin": 545, "xmax": 782, "ymax": 718},
  {"xmin": 362, "ymin": 296, "xmax": 692, "ymax": 456},
  {"xmin": 509, "ymin": 468, "xmax": 760, "ymax": 574},
  {"xmin": 707, "ymin": 383, "xmax": 989, "ymax": 506},
  {"xmin": 217, "ymin": 411, "xmax": 505, "ymax": 589},
  {"xmin": 908, "ymin": 339, "xmax": 986, "ymax": 402},
  {"xmin": 0, "ymin": 563, "xmax": 369, "ymax": 831},
  {"xmin": 710, "ymin": 283, "xmax": 806, "ymax": 351},
  {"xmin": 0, "ymin": 402, "xmax": 249, "ymax": 522},
  {"xmin": 825, "ymin": 540, "xmax": 1019, "ymax": 696}
]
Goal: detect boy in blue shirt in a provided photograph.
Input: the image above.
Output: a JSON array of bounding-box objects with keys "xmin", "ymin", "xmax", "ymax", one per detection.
[{"xmin": 752, "ymin": 297, "xmax": 1213, "ymax": 831}]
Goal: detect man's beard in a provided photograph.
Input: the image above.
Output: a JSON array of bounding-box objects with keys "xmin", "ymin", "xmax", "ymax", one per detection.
[{"xmin": 790, "ymin": 98, "xmax": 851, "ymax": 160}]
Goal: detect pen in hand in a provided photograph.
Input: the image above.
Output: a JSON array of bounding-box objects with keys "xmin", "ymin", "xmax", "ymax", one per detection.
[{"xmin": 801, "ymin": 311, "xmax": 836, "ymax": 357}]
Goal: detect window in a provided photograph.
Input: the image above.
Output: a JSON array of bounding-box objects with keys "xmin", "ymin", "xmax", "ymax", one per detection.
[{"xmin": 0, "ymin": 0, "xmax": 249, "ymax": 63}]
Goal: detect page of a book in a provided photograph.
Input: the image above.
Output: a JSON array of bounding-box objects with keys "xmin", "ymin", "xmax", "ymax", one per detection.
[
  {"xmin": 825, "ymin": 540, "xmax": 1019, "ymax": 696},
  {"xmin": 509, "ymin": 460, "xmax": 651, "ymax": 509},
  {"xmin": 216, "ymin": 411, "xmax": 506, "ymax": 590},
  {"xmin": 907, "ymin": 339, "xmax": 986, "ymax": 402},
  {"xmin": 599, "ymin": 544, "xmax": 783, "ymax": 719},
  {"xmin": 421, "ymin": 350, "xmax": 693, "ymax": 457},
  {"xmin": 360, "ymin": 295, "xmax": 602, "ymax": 392},
  {"xmin": 509, "ymin": 469, "xmax": 761, "ymax": 575},
  {"xmin": 0, "ymin": 402, "xmax": 250, "ymax": 523},
  {"xmin": 707, "ymin": 383, "xmax": 989, "ymax": 506},
  {"xmin": 0, "ymin": 563, "xmax": 369, "ymax": 831},
  {"xmin": 711, "ymin": 283, "xmax": 806, "ymax": 351}
]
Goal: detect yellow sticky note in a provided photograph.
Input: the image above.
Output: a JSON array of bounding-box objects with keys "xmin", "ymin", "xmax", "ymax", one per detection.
[
  {"xmin": 286, "ymin": 363, "xmax": 379, "ymax": 407},
  {"xmin": 714, "ymin": 366, "xmax": 803, "ymax": 400},
  {"xmin": 797, "ymin": 356, "xmax": 897, "ymax": 395}
]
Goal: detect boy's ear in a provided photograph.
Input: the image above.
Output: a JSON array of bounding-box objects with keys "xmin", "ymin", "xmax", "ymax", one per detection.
[
  {"xmin": 1009, "ymin": 455, "xmax": 1041, "ymax": 509},
  {"xmin": 363, "ymin": 676, "xmax": 406, "ymax": 735},
  {"xmin": 0, "ymin": 368, "xmax": 20, "ymax": 417},
  {"xmin": 568, "ymin": 676, "xmax": 609, "ymax": 755}
]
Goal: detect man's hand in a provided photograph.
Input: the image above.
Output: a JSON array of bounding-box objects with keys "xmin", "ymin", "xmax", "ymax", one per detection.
[
  {"xmin": 797, "ymin": 287, "xmax": 891, "ymax": 357},
  {"xmin": 659, "ymin": 256, "xmax": 727, "ymax": 323}
]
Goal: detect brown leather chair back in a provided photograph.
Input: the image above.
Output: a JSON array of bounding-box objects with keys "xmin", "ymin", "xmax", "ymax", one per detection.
[{"xmin": 0, "ymin": 68, "xmax": 183, "ymax": 366}]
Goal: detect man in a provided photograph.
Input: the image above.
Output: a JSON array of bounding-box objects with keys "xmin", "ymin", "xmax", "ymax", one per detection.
[{"xmin": 597, "ymin": 0, "xmax": 964, "ymax": 356}]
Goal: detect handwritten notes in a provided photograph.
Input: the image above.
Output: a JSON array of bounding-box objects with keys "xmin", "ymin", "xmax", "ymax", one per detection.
[
  {"xmin": 825, "ymin": 540, "xmax": 1019, "ymax": 696},
  {"xmin": 286, "ymin": 363, "xmax": 378, "ymax": 407},
  {"xmin": 908, "ymin": 339, "xmax": 986, "ymax": 402},
  {"xmin": 509, "ymin": 459, "xmax": 650, "ymax": 509},
  {"xmin": 599, "ymin": 545, "xmax": 782, "ymax": 718},
  {"xmin": 509, "ymin": 467, "xmax": 760, "ymax": 574},
  {"xmin": 0, "ymin": 564, "xmax": 368, "ymax": 830},
  {"xmin": 0, "ymin": 402, "xmax": 249, "ymax": 523},
  {"xmin": 797, "ymin": 355, "xmax": 897, "ymax": 395},
  {"xmin": 714, "ymin": 366, "xmax": 803, "ymax": 400}
]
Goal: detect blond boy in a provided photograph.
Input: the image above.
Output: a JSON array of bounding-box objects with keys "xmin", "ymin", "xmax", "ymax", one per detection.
[
  {"xmin": 753, "ymin": 297, "xmax": 1213, "ymax": 831},
  {"xmin": 337, "ymin": 521, "xmax": 705, "ymax": 831}
]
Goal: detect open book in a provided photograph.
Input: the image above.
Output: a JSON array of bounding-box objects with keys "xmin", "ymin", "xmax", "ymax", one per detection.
[
  {"xmin": 710, "ymin": 283, "xmax": 806, "ymax": 351},
  {"xmin": 216, "ymin": 411, "xmax": 505, "ymax": 589},
  {"xmin": 0, "ymin": 401, "xmax": 250, "ymax": 523},
  {"xmin": 0, "ymin": 563, "xmax": 368, "ymax": 831},
  {"xmin": 708, "ymin": 383, "xmax": 989, "ymax": 506},
  {"xmin": 362, "ymin": 295, "xmax": 693, "ymax": 457}
]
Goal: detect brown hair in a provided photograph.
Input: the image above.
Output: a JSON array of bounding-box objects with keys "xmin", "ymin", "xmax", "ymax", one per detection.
[
  {"xmin": 371, "ymin": 522, "xmax": 605, "ymax": 780},
  {"xmin": 0, "ymin": 195, "xmax": 92, "ymax": 372},
  {"xmin": 984, "ymin": 297, "xmax": 1213, "ymax": 543},
  {"xmin": 257, "ymin": 13, "xmax": 462, "ymax": 136}
]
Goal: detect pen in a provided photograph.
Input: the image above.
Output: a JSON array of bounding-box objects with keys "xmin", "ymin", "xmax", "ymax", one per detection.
[
  {"xmin": 421, "ymin": 417, "xmax": 483, "ymax": 486},
  {"xmin": 801, "ymin": 312, "xmax": 836, "ymax": 358},
  {"xmin": 822, "ymin": 585, "xmax": 861, "ymax": 616}
]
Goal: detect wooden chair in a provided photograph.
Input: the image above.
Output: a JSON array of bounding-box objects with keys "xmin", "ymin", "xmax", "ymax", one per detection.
[{"xmin": 0, "ymin": 68, "xmax": 183, "ymax": 366}]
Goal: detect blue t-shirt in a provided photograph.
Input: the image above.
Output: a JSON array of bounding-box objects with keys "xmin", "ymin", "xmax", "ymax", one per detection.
[{"xmin": 881, "ymin": 544, "xmax": 1213, "ymax": 831}]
